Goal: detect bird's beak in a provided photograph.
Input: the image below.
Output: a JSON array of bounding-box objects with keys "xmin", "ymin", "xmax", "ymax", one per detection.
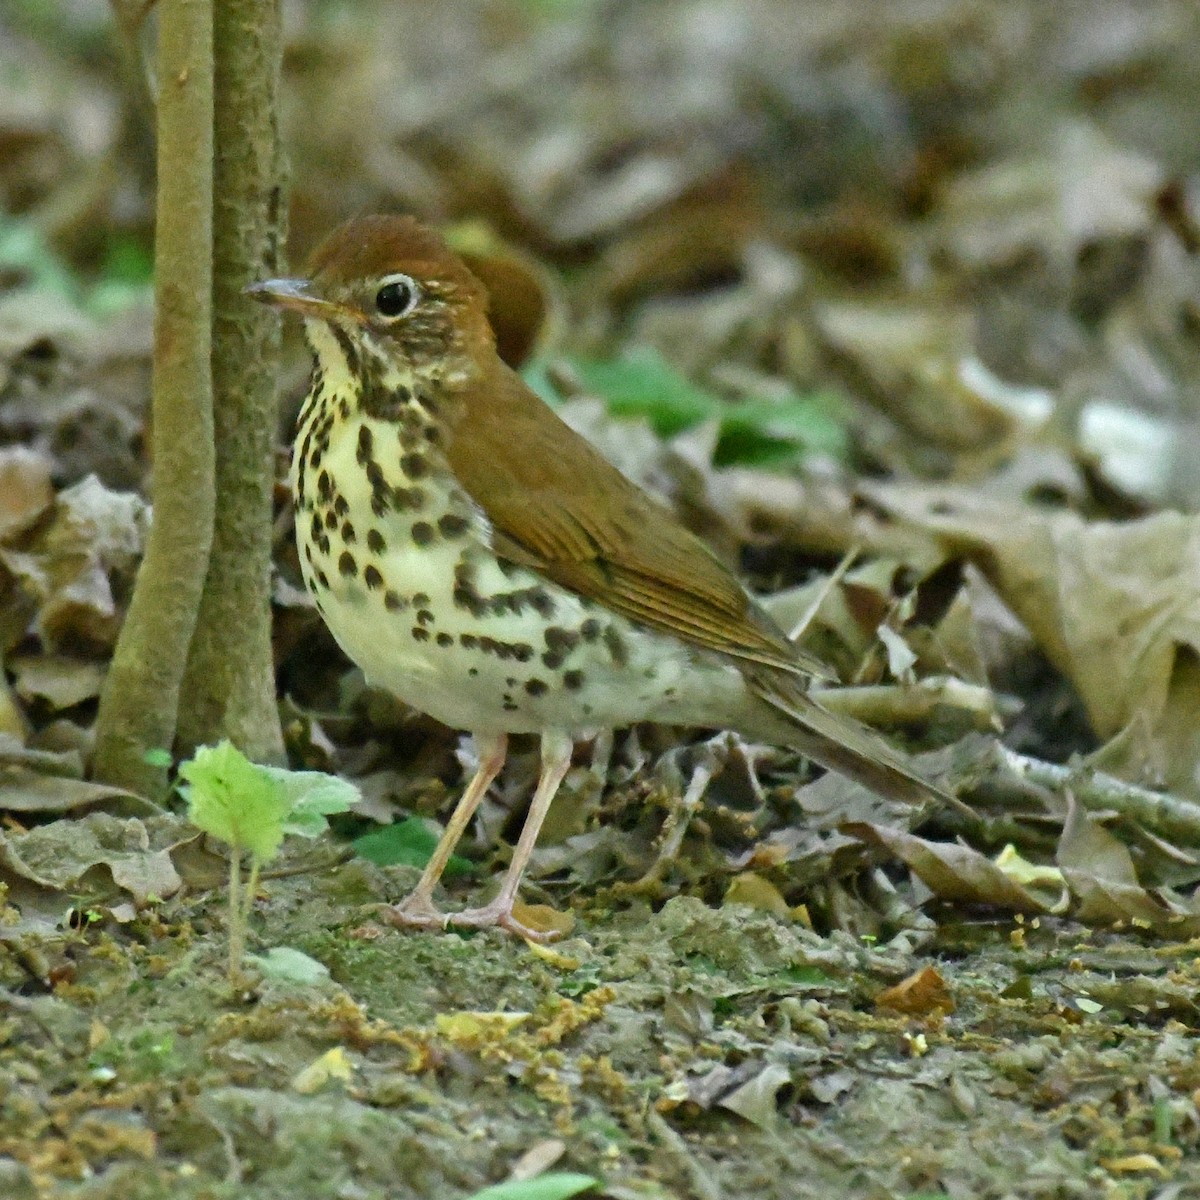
[{"xmin": 245, "ymin": 277, "xmax": 346, "ymax": 321}]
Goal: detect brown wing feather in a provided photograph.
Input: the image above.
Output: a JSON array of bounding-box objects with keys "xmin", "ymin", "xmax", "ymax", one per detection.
[{"xmin": 446, "ymin": 364, "xmax": 833, "ymax": 679}]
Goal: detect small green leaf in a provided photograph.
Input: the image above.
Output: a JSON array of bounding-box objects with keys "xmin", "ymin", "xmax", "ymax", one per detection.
[
  {"xmin": 0, "ymin": 216, "xmax": 77, "ymax": 299},
  {"xmin": 715, "ymin": 391, "xmax": 849, "ymax": 467},
  {"xmin": 260, "ymin": 766, "xmax": 360, "ymax": 839},
  {"xmin": 247, "ymin": 946, "xmax": 331, "ymax": 985},
  {"xmin": 462, "ymin": 1174, "xmax": 599, "ymax": 1200},
  {"xmin": 353, "ymin": 817, "xmax": 473, "ymax": 877},
  {"xmin": 180, "ymin": 741, "xmax": 289, "ymax": 862},
  {"xmin": 566, "ymin": 349, "xmax": 718, "ymax": 436},
  {"xmin": 536, "ymin": 349, "xmax": 849, "ymax": 467},
  {"xmin": 99, "ymin": 233, "xmax": 154, "ymax": 285}
]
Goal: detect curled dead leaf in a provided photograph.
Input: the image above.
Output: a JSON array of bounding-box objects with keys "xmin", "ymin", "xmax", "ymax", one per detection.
[{"xmin": 875, "ymin": 965, "xmax": 955, "ymax": 1016}]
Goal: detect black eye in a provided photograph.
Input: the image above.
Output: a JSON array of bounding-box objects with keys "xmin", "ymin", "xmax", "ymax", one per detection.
[{"xmin": 374, "ymin": 275, "xmax": 418, "ymax": 318}]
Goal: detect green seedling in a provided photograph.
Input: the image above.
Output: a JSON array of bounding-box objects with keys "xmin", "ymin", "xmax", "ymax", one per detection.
[
  {"xmin": 179, "ymin": 741, "xmax": 358, "ymax": 984},
  {"xmin": 462, "ymin": 1173, "xmax": 599, "ymax": 1200}
]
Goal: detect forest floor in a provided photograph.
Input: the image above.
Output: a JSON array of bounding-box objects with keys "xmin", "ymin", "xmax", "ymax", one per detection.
[{"xmin": 3, "ymin": 1, "xmax": 1200, "ymax": 1197}]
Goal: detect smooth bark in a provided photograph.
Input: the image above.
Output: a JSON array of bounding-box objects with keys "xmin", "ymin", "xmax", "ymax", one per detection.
[
  {"xmin": 92, "ymin": 0, "xmax": 216, "ymax": 795},
  {"xmin": 176, "ymin": 0, "xmax": 286, "ymax": 762}
]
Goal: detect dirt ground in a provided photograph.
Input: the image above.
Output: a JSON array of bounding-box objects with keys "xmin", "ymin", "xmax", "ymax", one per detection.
[{"xmin": 0, "ymin": 845, "xmax": 1196, "ymax": 1199}]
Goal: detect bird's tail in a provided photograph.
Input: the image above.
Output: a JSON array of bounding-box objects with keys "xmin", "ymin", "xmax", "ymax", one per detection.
[{"xmin": 747, "ymin": 674, "xmax": 957, "ymax": 810}]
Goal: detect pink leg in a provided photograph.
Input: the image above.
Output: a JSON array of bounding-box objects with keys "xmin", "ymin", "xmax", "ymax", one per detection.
[
  {"xmin": 447, "ymin": 730, "xmax": 573, "ymax": 941},
  {"xmin": 383, "ymin": 733, "xmax": 508, "ymax": 930}
]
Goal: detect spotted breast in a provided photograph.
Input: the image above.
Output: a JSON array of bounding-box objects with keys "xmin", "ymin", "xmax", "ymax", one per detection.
[{"xmin": 291, "ymin": 320, "xmax": 750, "ymax": 741}]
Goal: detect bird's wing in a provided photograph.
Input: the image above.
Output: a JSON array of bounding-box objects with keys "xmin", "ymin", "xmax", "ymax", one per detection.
[{"xmin": 445, "ymin": 365, "xmax": 833, "ymax": 679}]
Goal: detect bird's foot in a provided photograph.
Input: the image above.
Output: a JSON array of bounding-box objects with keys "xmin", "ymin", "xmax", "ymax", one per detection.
[
  {"xmin": 379, "ymin": 894, "xmax": 449, "ymax": 931},
  {"xmin": 443, "ymin": 899, "xmax": 562, "ymax": 943}
]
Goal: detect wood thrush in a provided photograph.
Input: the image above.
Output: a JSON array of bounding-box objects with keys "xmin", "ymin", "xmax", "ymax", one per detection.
[{"xmin": 249, "ymin": 215, "xmax": 952, "ymax": 940}]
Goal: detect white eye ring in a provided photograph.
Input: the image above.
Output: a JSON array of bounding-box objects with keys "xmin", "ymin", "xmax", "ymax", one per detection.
[{"xmin": 373, "ymin": 273, "xmax": 421, "ymax": 320}]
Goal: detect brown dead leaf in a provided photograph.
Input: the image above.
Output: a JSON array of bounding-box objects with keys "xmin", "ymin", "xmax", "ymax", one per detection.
[
  {"xmin": 867, "ymin": 488, "xmax": 1200, "ymax": 794},
  {"xmin": 724, "ymin": 871, "xmax": 792, "ymax": 919},
  {"xmin": 0, "ymin": 812, "xmax": 190, "ymax": 905},
  {"xmin": 1057, "ymin": 795, "xmax": 1200, "ymax": 934},
  {"xmin": 845, "ymin": 821, "xmax": 1049, "ymax": 914},
  {"xmin": 0, "ymin": 474, "xmax": 147, "ymax": 654},
  {"xmin": 875, "ymin": 965, "xmax": 955, "ymax": 1016},
  {"xmin": 511, "ymin": 899, "xmax": 575, "ymax": 939},
  {"xmin": 813, "ymin": 299, "xmax": 1045, "ymax": 452},
  {"xmin": 10, "ymin": 653, "xmax": 104, "ymax": 711},
  {"xmin": 0, "ymin": 446, "xmax": 54, "ymax": 540},
  {"xmin": 939, "ymin": 120, "xmax": 1162, "ymax": 269}
]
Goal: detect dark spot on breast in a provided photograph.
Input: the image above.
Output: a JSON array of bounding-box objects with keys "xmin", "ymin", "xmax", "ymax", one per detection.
[
  {"xmin": 563, "ymin": 670, "xmax": 584, "ymax": 691},
  {"xmin": 542, "ymin": 650, "xmax": 564, "ymax": 670},
  {"xmin": 337, "ymin": 396, "xmax": 350, "ymax": 420},
  {"xmin": 334, "ymin": 494, "xmax": 350, "ymax": 517},
  {"xmin": 323, "ymin": 510, "xmax": 337, "ymax": 531},
  {"xmin": 424, "ymin": 424, "xmax": 441, "ymax": 445},
  {"xmin": 338, "ymin": 551, "xmax": 356, "ymax": 577},
  {"xmin": 412, "ymin": 592, "xmax": 430, "ymax": 606},
  {"xmin": 479, "ymin": 636, "xmax": 518, "ymax": 661},
  {"xmin": 393, "ymin": 486, "xmax": 425, "ymax": 511},
  {"xmin": 580, "ymin": 618, "xmax": 601, "ymax": 641},
  {"xmin": 454, "ymin": 584, "xmax": 486, "ymax": 617},
  {"xmin": 529, "ymin": 588, "xmax": 555, "ymax": 617},
  {"xmin": 411, "ymin": 521, "xmax": 435, "ymax": 546},
  {"xmin": 468, "ymin": 666, "xmax": 479, "ymax": 676},
  {"xmin": 544, "ymin": 627, "xmax": 580, "ymax": 652},
  {"xmin": 512, "ymin": 643, "xmax": 534, "ymax": 662},
  {"xmin": 317, "ymin": 470, "xmax": 332, "ymax": 500},
  {"xmin": 438, "ymin": 513, "xmax": 469, "ymax": 538},
  {"xmin": 303, "ymin": 543, "xmax": 313, "ymax": 563},
  {"xmin": 365, "ymin": 462, "xmax": 386, "ymax": 489},
  {"xmin": 412, "ymin": 626, "xmax": 430, "ymax": 642},
  {"xmin": 496, "ymin": 557, "xmax": 518, "ymax": 579},
  {"xmin": 316, "ymin": 569, "xmax": 330, "ymax": 589},
  {"xmin": 317, "ymin": 534, "xmax": 331, "ymax": 555},
  {"xmin": 604, "ymin": 627, "xmax": 628, "ymax": 667},
  {"xmin": 356, "ymin": 425, "xmax": 373, "ymax": 465},
  {"xmin": 341, "ymin": 521, "xmax": 357, "ymax": 544},
  {"xmin": 384, "ymin": 589, "xmax": 406, "ymax": 611},
  {"xmin": 460, "ymin": 633, "xmax": 478, "ymax": 649},
  {"xmin": 310, "ymin": 445, "xmax": 324, "ymax": 469},
  {"xmin": 524, "ymin": 679, "xmax": 548, "ymax": 697},
  {"xmin": 436, "ymin": 632, "xmax": 453, "ymax": 647},
  {"xmin": 363, "ymin": 564, "xmax": 383, "ymax": 590},
  {"xmin": 310, "ymin": 513, "xmax": 323, "ymax": 539},
  {"xmin": 367, "ymin": 529, "xmax": 386, "ymax": 554},
  {"xmin": 416, "ymin": 608, "xmax": 434, "ymax": 625},
  {"xmin": 400, "ymin": 452, "xmax": 427, "ymax": 479}
]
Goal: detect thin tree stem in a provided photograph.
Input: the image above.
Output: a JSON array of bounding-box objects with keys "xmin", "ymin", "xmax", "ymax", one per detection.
[{"xmin": 92, "ymin": 0, "xmax": 215, "ymax": 796}]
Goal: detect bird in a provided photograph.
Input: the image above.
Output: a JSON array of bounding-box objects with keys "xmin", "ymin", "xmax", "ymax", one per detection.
[{"xmin": 248, "ymin": 214, "xmax": 953, "ymax": 940}]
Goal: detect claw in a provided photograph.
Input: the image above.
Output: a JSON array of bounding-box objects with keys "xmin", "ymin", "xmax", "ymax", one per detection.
[
  {"xmin": 444, "ymin": 900, "xmax": 563, "ymax": 943},
  {"xmin": 379, "ymin": 898, "xmax": 448, "ymax": 930}
]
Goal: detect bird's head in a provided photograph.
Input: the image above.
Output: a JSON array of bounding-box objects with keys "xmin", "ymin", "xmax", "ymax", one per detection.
[{"xmin": 247, "ymin": 215, "xmax": 495, "ymax": 388}]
